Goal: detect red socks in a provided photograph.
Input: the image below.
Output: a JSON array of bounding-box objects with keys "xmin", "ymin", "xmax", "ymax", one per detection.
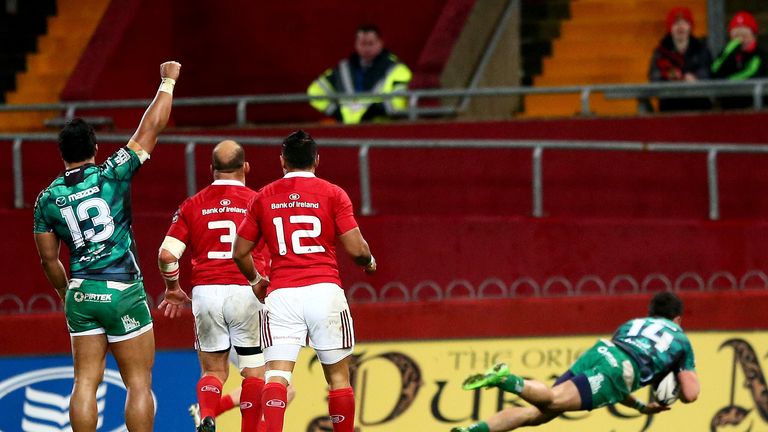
[
  {"xmin": 262, "ymin": 382, "xmax": 288, "ymax": 432},
  {"xmin": 196, "ymin": 375, "xmax": 223, "ymax": 419},
  {"xmin": 240, "ymin": 377, "xmax": 265, "ymax": 432},
  {"xmin": 328, "ymin": 387, "xmax": 355, "ymax": 432}
]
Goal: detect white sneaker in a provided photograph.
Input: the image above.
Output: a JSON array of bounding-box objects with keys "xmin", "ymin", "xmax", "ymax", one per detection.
[{"xmin": 188, "ymin": 403, "xmax": 201, "ymax": 428}]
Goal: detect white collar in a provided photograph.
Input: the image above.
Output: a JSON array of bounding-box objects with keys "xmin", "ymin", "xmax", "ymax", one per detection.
[
  {"xmin": 212, "ymin": 179, "xmax": 245, "ymax": 186},
  {"xmin": 284, "ymin": 172, "xmax": 316, "ymax": 178}
]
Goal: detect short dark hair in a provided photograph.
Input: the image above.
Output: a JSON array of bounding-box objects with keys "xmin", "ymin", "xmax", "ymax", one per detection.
[
  {"xmin": 649, "ymin": 292, "xmax": 683, "ymax": 320},
  {"xmin": 212, "ymin": 142, "xmax": 245, "ymax": 172},
  {"xmin": 357, "ymin": 24, "xmax": 381, "ymax": 37},
  {"xmin": 281, "ymin": 130, "xmax": 317, "ymax": 169},
  {"xmin": 58, "ymin": 118, "xmax": 96, "ymax": 163}
]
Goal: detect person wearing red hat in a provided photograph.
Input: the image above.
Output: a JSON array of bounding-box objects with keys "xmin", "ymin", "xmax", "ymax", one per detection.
[
  {"xmin": 712, "ymin": 11, "xmax": 767, "ymax": 109},
  {"xmin": 648, "ymin": 7, "xmax": 712, "ymax": 111}
]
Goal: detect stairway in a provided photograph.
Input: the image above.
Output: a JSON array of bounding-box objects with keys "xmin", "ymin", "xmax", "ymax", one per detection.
[
  {"xmin": 0, "ymin": 0, "xmax": 109, "ymax": 131},
  {"xmin": 524, "ymin": 0, "xmax": 707, "ymax": 117}
]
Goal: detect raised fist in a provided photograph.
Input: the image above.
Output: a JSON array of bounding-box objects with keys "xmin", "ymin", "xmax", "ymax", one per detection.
[{"xmin": 160, "ymin": 61, "xmax": 181, "ymax": 81}]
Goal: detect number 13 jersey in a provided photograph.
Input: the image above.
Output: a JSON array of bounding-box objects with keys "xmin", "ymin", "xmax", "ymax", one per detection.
[
  {"xmin": 237, "ymin": 172, "xmax": 359, "ymax": 292},
  {"xmin": 33, "ymin": 145, "xmax": 148, "ymax": 282},
  {"xmin": 165, "ymin": 179, "xmax": 266, "ymax": 287}
]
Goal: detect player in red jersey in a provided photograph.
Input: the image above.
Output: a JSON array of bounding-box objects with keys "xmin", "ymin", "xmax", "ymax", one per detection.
[
  {"xmin": 158, "ymin": 140, "xmax": 266, "ymax": 432},
  {"xmin": 233, "ymin": 130, "xmax": 376, "ymax": 432}
]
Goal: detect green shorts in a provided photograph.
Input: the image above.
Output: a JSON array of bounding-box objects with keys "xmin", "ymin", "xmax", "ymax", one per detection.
[
  {"xmin": 568, "ymin": 339, "xmax": 640, "ymax": 409},
  {"xmin": 65, "ymin": 279, "xmax": 153, "ymax": 343}
]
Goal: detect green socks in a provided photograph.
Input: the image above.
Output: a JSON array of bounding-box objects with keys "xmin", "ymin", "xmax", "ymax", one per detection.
[
  {"xmin": 498, "ymin": 374, "xmax": 525, "ymax": 394},
  {"xmin": 467, "ymin": 421, "xmax": 490, "ymax": 432}
]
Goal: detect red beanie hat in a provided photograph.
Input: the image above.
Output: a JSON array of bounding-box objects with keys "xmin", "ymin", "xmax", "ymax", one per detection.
[
  {"xmin": 729, "ymin": 11, "xmax": 758, "ymax": 34},
  {"xmin": 666, "ymin": 7, "xmax": 694, "ymax": 32}
]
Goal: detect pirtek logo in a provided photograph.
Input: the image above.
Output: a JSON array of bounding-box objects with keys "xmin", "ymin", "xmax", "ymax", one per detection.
[
  {"xmin": 266, "ymin": 399, "xmax": 286, "ymax": 408},
  {"xmin": 330, "ymin": 415, "xmax": 345, "ymax": 424},
  {"xmin": 240, "ymin": 402, "xmax": 253, "ymax": 409},
  {"xmin": 200, "ymin": 385, "xmax": 221, "ymax": 394}
]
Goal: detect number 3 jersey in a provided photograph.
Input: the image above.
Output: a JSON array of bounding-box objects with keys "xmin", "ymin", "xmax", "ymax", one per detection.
[
  {"xmin": 33, "ymin": 145, "xmax": 149, "ymax": 281},
  {"xmin": 611, "ymin": 317, "xmax": 696, "ymax": 386},
  {"xmin": 165, "ymin": 179, "xmax": 266, "ymax": 287},
  {"xmin": 237, "ymin": 171, "xmax": 359, "ymax": 292}
]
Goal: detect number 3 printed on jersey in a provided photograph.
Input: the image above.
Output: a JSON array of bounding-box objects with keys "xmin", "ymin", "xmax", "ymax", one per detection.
[
  {"xmin": 208, "ymin": 220, "xmax": 237, "ymax": 259},
  {"xmin": 272, "ymin": 215, "xmax": 325, "ymax": 255}
]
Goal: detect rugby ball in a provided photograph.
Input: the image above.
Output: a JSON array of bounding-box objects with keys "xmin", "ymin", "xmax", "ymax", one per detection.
[{"xmin": 653, "ymin": 372, "xmax": 680, "ymax": 406}]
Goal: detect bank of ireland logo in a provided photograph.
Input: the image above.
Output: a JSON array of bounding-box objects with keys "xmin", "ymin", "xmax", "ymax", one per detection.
[
  {"xmin": 289, "ymin": 193, "xmax": 300, "ymax": 200},
  {"xmin": 330, "ymin": 415, "xmax": 345, "ymax": 423},
  {"xmin": 220, "ymin": 199, "xmax": 231, "ymax": 206},
  {"xmin": 55, "ymin": 197, "xmax": 67, "ymax": 207},
  {"xmin": 0, "ymin": 366, "xmax": 157, "ymax": 431},
  {"xmin": 73, "ymin": 292, "xmax": 84, "ymax": 303}
]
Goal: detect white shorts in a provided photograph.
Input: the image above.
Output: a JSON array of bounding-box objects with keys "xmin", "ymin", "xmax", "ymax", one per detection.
[
  {"xmin": 192, "ymin": 285, "xmax": 263, "ymax": 352},
  {"xmin": 262, "ymin": 283, "xmax": 354, "ymax": 353}
]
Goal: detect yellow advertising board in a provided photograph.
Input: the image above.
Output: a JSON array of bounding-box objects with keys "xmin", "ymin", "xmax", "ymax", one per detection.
[{"xmin": 217, "ymin": 332, "xmax": 768, "ymax": 431}]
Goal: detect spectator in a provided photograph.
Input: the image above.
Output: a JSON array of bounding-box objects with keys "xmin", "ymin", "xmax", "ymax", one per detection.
[
  {"xmin": 307, "ymin": 24, "xmax": 412, "ymax": 124},
  {"xmin": 712, "ymin": 11, "xmax": 768, "ymax": 109},
  {"xmin": 648, "ymin": 7, "xmax": 712, "ymax": 111}
]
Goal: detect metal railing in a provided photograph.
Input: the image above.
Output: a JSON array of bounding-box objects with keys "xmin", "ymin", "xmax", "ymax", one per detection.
[
  {"xmin": 6, "ymin": 133, "xmax": 768, "ymax": 220},
  {"xmin": 3, "ymin": 268, "xmax": 766, "ymax": 313},
  {"xmin": 1, "ymin": 79, "xmax": 767, "ymax": 126}
]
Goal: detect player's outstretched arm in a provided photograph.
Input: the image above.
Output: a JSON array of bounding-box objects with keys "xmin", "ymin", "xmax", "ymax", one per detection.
[
  {"xmin": 338, "ymin": 228, "xmax": 376, "ymax": 273},
  {"xmin": 677, "ymin": 370, "xmax": 700, "ymax": 403},
  {"xmin": 33, "ymin": 233, "xmax": 68, "ymax": 302},
  {"xmin": 128, "ymin": 61, "xmax": 181, "ymax": 155},
  {"xmin": 157, "ymin": 246, "xmax": 191, "ymax": 318},
  {"xmin": 619, "ymin": 395, "xmax": 670, "ymax": 415}
]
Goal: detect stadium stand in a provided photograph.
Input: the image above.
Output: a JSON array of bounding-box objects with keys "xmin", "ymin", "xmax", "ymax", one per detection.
[
  {"xmin": 0, "ymin": 1, "xmax": 766, "ymax": 309},
  {"xmin": 524, "ymin": 0, "xmax": 707, "ymax": 116},
  {"xmin": 0, "ymin": 0, "xmax": 55, "ymax": 103},
  {"xmin": 0, "ymin": 0, "xmax": 108, "ymax": 130}
]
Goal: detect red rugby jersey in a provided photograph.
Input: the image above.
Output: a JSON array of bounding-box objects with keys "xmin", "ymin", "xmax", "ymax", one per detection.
[
  {"xmin": 237, "ymin": 172, "xmax": 358, "ymax": 292},
  {"xmin": 166, "ymin": 180, "xmax": 266, "ymax": 286}
]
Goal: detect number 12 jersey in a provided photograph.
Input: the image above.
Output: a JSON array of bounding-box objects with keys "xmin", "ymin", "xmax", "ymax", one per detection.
[{"xmin": 237, "ymin": 172, "xmax": 359, "ymax": 292}]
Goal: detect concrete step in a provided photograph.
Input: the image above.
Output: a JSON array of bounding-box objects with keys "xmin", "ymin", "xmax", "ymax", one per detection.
[{"xmin": 524, "ymin": 93, "xmax": 638, "ymax": 117}]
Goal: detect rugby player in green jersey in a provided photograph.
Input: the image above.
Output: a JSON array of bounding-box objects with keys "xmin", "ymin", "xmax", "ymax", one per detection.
[
  {"xmin": 452, "ymin": 292, "xmax": 700, "ymax": 432},
  {"xmin": 33, "ymin": 61, "xmax": 181, "ymax": 432}
]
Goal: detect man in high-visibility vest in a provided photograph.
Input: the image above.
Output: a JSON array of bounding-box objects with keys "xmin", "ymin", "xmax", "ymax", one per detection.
[{"xmin": 308, "ymin": 25, "xmax": 412, "ymax": 124}]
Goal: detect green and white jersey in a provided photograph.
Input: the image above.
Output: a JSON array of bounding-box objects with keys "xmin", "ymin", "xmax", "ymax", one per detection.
[
  {"xmin": 33, "ymin": 145, "xmax": 148, "ymax": 281},
  {"xmin": 611, "ymin": 317, "xmax": 696, "ymax": 386}
]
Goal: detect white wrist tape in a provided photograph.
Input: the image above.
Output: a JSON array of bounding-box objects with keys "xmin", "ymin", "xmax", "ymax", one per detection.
[
  {"xmin": 159, "ymin": 77, "xmax": 176, "ymax": 95},
  {"xmin": 265, "ymin": 370, "xmax": 292, "ymax": 384},
  {"xmin": 160, "ymin": 236, "xmax": 186, "ymax": 259},
  {"xmin": 158, "ymin": 260, "xmax": 180, "ymax": 281},
  {"xmin": 366, "ymin": 255, "xmax": 376, "ymax": 269},
  {"xmin": 249, "ymin": 273, "xmax": 263, "ymax": 286}
]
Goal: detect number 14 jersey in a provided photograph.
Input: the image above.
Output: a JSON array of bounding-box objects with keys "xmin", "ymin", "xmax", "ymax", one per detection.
[
  {"xmin": 611, "ymin": 317, "xmax": 696, "ymax": 386},
  {"xmin": 237, "ymin": 172, "xmax": 359, "ymax": 292},
  {"xmin": 166, "ymin": 179, "xmax": 265, "ymax": 287}
]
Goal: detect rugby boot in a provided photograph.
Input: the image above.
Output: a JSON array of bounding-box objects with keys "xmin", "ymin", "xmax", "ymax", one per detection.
[
  {"xmin": 462, "ymin": 362, "xmax": 513, "ymax": 390},
  {"xmin": 197, "ymin": 416, "xmax": 215, "ymax": 432},
  {"xmin": 188, "ymin": 403, "xmax": 201, "ymax": 428}
]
